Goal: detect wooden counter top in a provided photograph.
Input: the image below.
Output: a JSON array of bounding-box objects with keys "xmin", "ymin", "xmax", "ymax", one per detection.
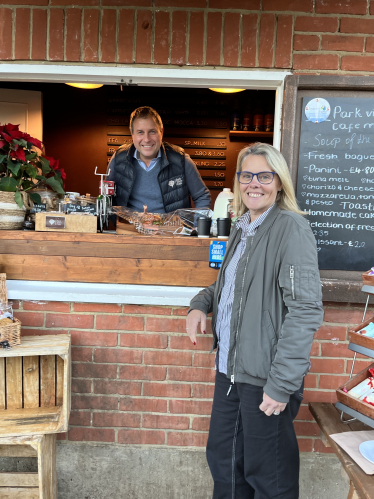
[{"xmin": 0, "ymin": 231, "xmax": 218, "ymax": 287}]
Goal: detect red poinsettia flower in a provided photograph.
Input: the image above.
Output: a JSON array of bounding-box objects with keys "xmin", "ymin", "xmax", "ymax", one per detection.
[
  {"xmin": 44, "ymin": 155, "xmax": 60, "ymax": 170},
  {"xmin": 59, "ymin": 168, "xmax": 66, "ymax": 180},
  {"xmin": 10, "ymin": 148, "xmax": 26, "ymax": 162},
  {"xmin": 0, "ymin": 139, "xmax": 7, "ymax": 149}
]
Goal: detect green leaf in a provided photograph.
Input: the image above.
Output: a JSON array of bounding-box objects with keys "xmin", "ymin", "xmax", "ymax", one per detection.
[
  {"xmin": 7, "ymin": 162, "xmax": 21, "ymax": 176},
  {"xmin": 14, "ymin": 191, "xmax": 23, "ymax": 208},
  {"xmin": 0, "ymin": 154, "xmax": 6, "ymax": 163},
  {"xmin": 29, "ymin": 192, "xmax": 42, "ymax": 205},
  {"xmin": 22, "ymin": 180, "xmax": 33, "ymax": 190},
  {"xmin": 39, "ymin": 157, "xmax": 51, "ymax": 175},
  {"xmin": 46, "ymin": 176, "xmax": 65, "ymax": 194},
  {"xmin": 36, "ymin": 175, "xmax": 46, "ymax": 181},
  {"xmin": 25, "ymin": 152, "xmax": 37, "ymax": 161},
  {"xmin": 25, "ymin": 164, "xmax": 38, "ymax": 179},
  {"xmin": 0, "ymin": 177, "xmax": 17, "ymax": 192}
]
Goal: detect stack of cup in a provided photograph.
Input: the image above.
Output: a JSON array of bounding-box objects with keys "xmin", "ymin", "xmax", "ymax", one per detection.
[
  {"xmin": 217, "ymin": 218, "xmax": 231, "ymax": 239},
  {"xmin": 197, "ymin": 217, "xmax": 211, "ymax": 238}
]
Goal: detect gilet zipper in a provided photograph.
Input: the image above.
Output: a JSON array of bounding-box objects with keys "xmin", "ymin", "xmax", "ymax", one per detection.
[{"xmin": 290, "ymin": 265, "xmax": 295, "ymax": 300}]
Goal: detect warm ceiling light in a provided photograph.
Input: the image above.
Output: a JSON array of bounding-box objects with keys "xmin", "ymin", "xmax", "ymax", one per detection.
[
  {"xmin": 65, "ymin": 83, "xmax": 103, "ymax": 89},
  {"xmin": 209, "ymin": 88, "xmax": 246, "ymax": 94}
]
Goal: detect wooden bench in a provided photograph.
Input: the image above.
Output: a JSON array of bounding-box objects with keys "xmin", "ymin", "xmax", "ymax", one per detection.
[{"xmin": 309, "ymin": 402, "xmax": 374, "ymax": 499}]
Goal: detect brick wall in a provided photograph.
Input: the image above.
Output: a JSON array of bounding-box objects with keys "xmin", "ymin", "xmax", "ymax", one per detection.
[
  {"xmin": 1, "ymin": 0, "xmax": 374, "ymax": 73},
  {"xmin": 12, "ymin": 298, "xmax": 374, "ymax": 453}
]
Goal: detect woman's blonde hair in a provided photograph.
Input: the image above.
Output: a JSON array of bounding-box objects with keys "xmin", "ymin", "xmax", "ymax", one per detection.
[{"xmin": 233, "ymin": 142, "xmax": 304, "ymax": 217}]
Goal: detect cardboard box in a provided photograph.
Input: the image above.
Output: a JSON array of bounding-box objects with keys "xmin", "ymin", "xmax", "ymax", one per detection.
[
  {"xmin": 336, "ymin": 363, "xmax": 374, "ymax": 420},
  {"xmin": 35, "ymin": 212, "xmax": 97, "ymax": 233}
]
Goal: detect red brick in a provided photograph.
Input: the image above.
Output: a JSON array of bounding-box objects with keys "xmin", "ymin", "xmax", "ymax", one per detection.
[
  {"xmin": 263, "ymin": 0, "xmax": 313, "ymax": 11},
  {"xmin": 188, "ymin": 11, "xmax": 204, "ymax": 66},
  {"xmin": 341, "ymin": 18, "xmax": 374, "ymax": 34},
  {"xmin": 193, "ymin": 353, "xmax": 215, "ymax": 368},
  {"xmin": 313, "ymin": 438, "xmax": 335, "ymax": 454},
  {"xmin": 346, "ymin": 359, "xmax": 373, "ymax": 375},
  {"xmin": 46, "ymin": 313, "xmax": 93, "ymax": 329},
  {"xmin": 57, "ymin": 433, "xmax": 67, "ymax": 440},
  {"xmin": 147, "ymin": 317, "xmax": 186, "ymax": 333},
  {"xmin": 143, "ymin": 382, "xmax": 191, "ymax": 398},
  {"xmin": 93, "ymin": 412, "xmax": 140, "ymax": 427},
  {"xmin": 169, "ymin": 399, "xmax": 212, "ymax": 415},
  {"xmin": 366, "ymin": 38, "xmax": 374, "ymax": 53},
  {"xmin": 295, "ymin": 16, "xmax": 338, "ymax": 33},
  {"xmin": 14, "ymin": 311, "xmax": 44, "ymax": 327},
  {"xmin": 325, "ymin": 308, "xmax": 370, "ymax": 324},
  {"xmin": 65, "ymin": 8, "xmax": 81, "ymax": 62},
  {"xmin": 310, "ymin": 342, "xmax": 320, "ymax": 356},
  {"xmin": 69, "ymin": 427, "xmax": 115, "ymax": 442},
  {"xmin": 294, "ymin": 421, "xmax": 319, "ymax": 437},
  {"xmin": 167, "ymin": 432, "xmax": 208, "ymax": 447},
  {"xmin": 192, "ymin": 383, "xmax": 215, "ymax": 399},
  {"xmin": 304, "ymin": 374, "xmax": 317, "ymax": 389},
  {"xmin": 297, "ymin": 438, "xmax": 314, "ymax": 452},
  {"xmin": 103, "ymin": 0, "xmax": 150, "ymax": 5},
  {"xmin": 118, "ymin": 9, "xmax": 134, "ymax": 63},
  {"xmin": 72, "ymin": 395, "xmax": 118, "ymax": 410},
  {"xmin": 144, "ymin": 350, "xmax": 192, "ymax": 366},
  {"xmin": 15, "ymin": 9, "xmax": 30, "ymax": 60},
  {"xmin": 241, "ymin": 13, "xmax": 257, "ymax": 68},
  {"xmin": 169, "ymin": 367, "xmax": 215, "ymax": 383},
  {"xmin": 259, "ymin": 14, "xmax": 275, "ymax": 68},
  {"xmin": 72, "ymin": 363, "xmax": 117, "ymax": 379},
  {"xmin": 72, "ymin": 379, "xmax": 92, "ymax": 393},
  {"xmin": 84, "ymin": 9, "xmax": 99, "ymax": 62},
  {"xmin": 136, "ymin": 10, "xmax": 152, "ymax": 64},
  {"xmin": 172, "ymin": 307, "xmax": 188, "ymax": 316},
  {"xmin": 294, "ymin": 404, "xmax": 314, "ymax": 421},
  {"xmin": 303, "ymin": 390, "xmax": 337, "ymax": 403},
  {"xmin": 192, "ymin": 416, "xmax": 210, "ymax": 431},
  {"xmin": 153, "ymin": 10, "xmax": 169, "ymax": 65},
  {"xmin": 23, "ymin": 301, "xmax": 70, "ymax": 312},
  {"xmin": 171, "ymin": 10, "xmax": 186, "ymax": 65},
  {"xmin": 293, "ymin": 54, "xmax": 339, "ymax": 70},
  {"xmin": 206, "ymin": 12, "xmax": 222, "ymax": 66},
  {"xmin": 119, "ymin": 397, "xmax": 167, "ymax": 413},
  {"xmin": 209, "ymin": 0, "xmax": 260, "ymax": 7},
  {"xmin": 94, "ymin": 380, "xmax": 141, "ymax": 396},
  {"xmin": 223, "ymin": 13, "xmax": 240, "ymax": 67},
  {"xmin": 319, "ymin": 374, "xmax": 349, "ymax": 389},
  {"xmin": 275, "ymin": 15, "xmax": 292, "ymax": 68},
  {"xmin": 341, "ymin": 55, "xmax": 374, "ymax": 71},
  {"xmin": 69, "ymin": 411, "xmax": 91, "ymax": 426},
  {"xmin": 321, "ymin": 35, "xmax": 364, "ymax": 52},
  {"xmin": 143, "ymin": 414, "xmax": 189, "ymax": 430},
  {"xmin": 371, "ymin": 2, "xmax": 374, "ymax": 15},
  {"xmin": 74, "ymin": 303, "xmax": 121, "ymax": 313},
  {"xmin": 72, "ymin": 347, "xmax": 93, "ymax": 362},
  {"xmin": 294, "ymin": 34, "xmax": 319, "ymax": 52},
  {"xmin": 52, "ymin": 0, "xmax": 98, "ymax": 4},
  {"xmin": 118, "ymin": 429, "xmax": 165, "ymax": 445},
  {"xmin": 316, "ymin": 0, "xmax": 367, "ymax": 15},
  {"xmin": 71, "ymin": 331, "xmax": 117, "ymax": 347},
  {"xmin": 310, "ymin": 358, "xmax": 344, "ymax": 374},
  {"xmin": 315, "ymin": 325, "xmax": 347, "ymax": 341},
  {"xmin": 6, "ymin": 0, "xmax": 47, "ymax": 5},
  {"xmin": 10, "ymin": 301, "xmax": 20, "ymax": 310},
  {"xmin": 169, "ymin": 335, "xmax": 212, "ymax": 351},
  {"xmin": 119, "ymin": 365, "xmax": 166, "ymax": 381},
  {"xmin": 120, "ymin": 333, "xmax": 167, "ymax": 349},
  {"xmin": 155, "ymin": 0, "xmax": 204, "ymax": 5},
  {"xmin": 49, "ymin": 9, "xmax": 64, "ymax": 61},
  {"xmin": 97, "ymin": 315, "xmax": 144, "ymax": 331},
  {"xmin": 94, "ymin": 348, "xmax": 142, "ymax": 364},
  {"xmin": 321, "ymin": 342, "xmax": 354, "ymax": 358}
]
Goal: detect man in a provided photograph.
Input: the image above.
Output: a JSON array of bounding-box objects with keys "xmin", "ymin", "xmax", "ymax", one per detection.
[{"xmin": 107, "ymin": 106, "xmax": 211, "ymax": 213}]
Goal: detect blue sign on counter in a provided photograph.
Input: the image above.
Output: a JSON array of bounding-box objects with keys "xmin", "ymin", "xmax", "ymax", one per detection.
[{"xmin": 209, "ymin": 240, "xmax": 227, "ymax": 269}]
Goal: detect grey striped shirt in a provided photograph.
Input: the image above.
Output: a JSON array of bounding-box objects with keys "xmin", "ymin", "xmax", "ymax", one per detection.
[{"xmin": 216, "ymin": 204, "xmax": 275, "ymax": 374}]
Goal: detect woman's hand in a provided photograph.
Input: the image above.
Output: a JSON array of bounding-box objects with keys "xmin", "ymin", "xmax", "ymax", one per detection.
[
  {"xmin": 186, "ymin": 309, "xmax": 207, "ymax": 345},
  {"xmin": 259, "ymin": 392, "xmax": 287, "ymax": 416}
]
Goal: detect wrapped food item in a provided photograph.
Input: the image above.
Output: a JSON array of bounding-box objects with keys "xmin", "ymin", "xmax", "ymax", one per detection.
[
  {"xmin": 348, "ymin": 377, "xmax": 374, "ymax": 399},
  {"xmin": 362, "ymin": 392, "xmax": 374, "ymax": 406},
  {"xmin": 368, "ymin": 267, "xmax": 374, "ymax": 276},
  {"xmin": 357, "ymin": 322, "xmax": 374, "ymax": 337}
]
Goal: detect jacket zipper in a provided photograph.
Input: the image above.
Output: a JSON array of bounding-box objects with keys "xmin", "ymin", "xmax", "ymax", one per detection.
[{"xmin": 290, "ymin": 265, "xmax": 295, "ymax": 299}]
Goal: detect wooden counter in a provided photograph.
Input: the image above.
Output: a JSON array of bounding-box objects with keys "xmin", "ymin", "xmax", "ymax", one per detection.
[{"xmin": 0, "ymin": 231, "xmax": 218, "ymax": 288}]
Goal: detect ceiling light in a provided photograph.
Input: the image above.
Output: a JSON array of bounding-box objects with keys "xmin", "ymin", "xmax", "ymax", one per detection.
[
  {"xmin": 65, "ymin": 83, "xmax": 104, "ymax": 89},
  {"xmin": 209, "ymin": 88, "xmax": 245, "ymax": 94}
]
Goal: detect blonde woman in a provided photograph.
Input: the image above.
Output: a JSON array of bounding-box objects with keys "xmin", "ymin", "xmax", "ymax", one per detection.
[{"xmin": 186, "ymin": 143, "xmax": 323, "ymax": 499}]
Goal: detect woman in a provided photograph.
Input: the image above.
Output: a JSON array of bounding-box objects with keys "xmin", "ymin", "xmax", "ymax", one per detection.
[{"xmin": 186, "ymin": 143, "xmax": 324, "ymax": 499}]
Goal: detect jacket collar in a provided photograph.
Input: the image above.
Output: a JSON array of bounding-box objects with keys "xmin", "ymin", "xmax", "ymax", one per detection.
[{"xmin": 127, "ymin": 143, "xmax": 169, "ymax": 169}]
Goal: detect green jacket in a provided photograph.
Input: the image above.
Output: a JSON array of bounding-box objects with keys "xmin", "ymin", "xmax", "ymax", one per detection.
[{"xmin": 190, "ymin": 205, "xmax": 324, "ymax": 403}]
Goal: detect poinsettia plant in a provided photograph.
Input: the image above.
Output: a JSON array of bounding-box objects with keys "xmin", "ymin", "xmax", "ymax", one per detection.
[{"xmin": 0, "ymin": 123, "xmax": 65, "ymax": 208}]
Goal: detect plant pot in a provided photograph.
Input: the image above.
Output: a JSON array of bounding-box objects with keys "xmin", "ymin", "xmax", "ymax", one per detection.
[{"xmin": 0, "ymin": 191, "xmax": 26, "ymax": 230}]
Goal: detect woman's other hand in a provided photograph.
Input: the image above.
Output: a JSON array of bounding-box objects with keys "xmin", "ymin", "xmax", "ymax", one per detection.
[
  {"xmin": 186, "ymin": 309, "xmax": 207, "ymax": 345},
  {"xmin": 259, "ymin": 392, "xmax": 287, "ymax": 416}
]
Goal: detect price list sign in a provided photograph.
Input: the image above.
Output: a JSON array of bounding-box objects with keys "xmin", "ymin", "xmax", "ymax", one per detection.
[{"xmin": 297, "ymin": 97, "xmax": 374, "ymax": 271}]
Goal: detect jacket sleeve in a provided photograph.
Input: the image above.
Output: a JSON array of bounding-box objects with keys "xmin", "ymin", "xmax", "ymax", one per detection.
[
  {"xmin": 184, "ymin": 154, "xmax": 211, "ymax": 209},
  {"xmin": 189, "ymin": 281, "xmax": 216, "ymax": 316},
  {"xmin": 263, "ymin": 221, "xmax": 324, "ymax": 403}
]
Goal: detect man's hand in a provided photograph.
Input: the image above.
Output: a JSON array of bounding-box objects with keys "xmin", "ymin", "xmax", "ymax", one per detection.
[
  {"xmin": 186, "ymin": 310, "xmax": 207, "ymax": 345},
  {"xmin": 259, "ymin": 392, "xmax": 287, "ymax": 416}
]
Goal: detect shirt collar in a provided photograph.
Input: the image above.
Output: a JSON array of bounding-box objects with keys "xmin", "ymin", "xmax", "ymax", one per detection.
[
  {"xmin": 133, "ymin": 148, "xmax": 162, "ymax": 161},
  {"xmin": 236, "ymin": 204, "xmax": 275, "ymax": 235}
]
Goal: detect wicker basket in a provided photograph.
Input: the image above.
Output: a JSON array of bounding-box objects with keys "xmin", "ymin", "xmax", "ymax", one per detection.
[{"xmin": 0, "ymin": 273, "xmax": 21, "ymax": 347}]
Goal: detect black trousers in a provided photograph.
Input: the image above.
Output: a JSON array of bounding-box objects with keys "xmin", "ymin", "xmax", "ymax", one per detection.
[{"xmin": 206, "ymin": 372, "xmax": 303, "ymax": 499}]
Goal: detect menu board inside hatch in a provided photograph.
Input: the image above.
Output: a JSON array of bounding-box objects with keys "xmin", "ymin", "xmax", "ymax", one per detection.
[{"xmin": 297, "ymin": 97, "xmax": 374, "ymax": 271}]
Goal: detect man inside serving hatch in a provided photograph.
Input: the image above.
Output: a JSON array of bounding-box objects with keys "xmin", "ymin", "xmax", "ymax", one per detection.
[{"xmin": 106, "ymin": 106, "xmax": 211, "ymax": 213}]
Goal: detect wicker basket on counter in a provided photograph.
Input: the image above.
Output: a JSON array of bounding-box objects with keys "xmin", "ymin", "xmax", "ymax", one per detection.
[{"xmin": 0, "ymin": 273, "xmax": 21, "ymax": 347}]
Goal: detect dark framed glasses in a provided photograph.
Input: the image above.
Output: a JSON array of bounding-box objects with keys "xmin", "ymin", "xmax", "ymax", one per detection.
[{"xmin": 236, "ymin": 171, "xmax": 276, "ymax": 185}]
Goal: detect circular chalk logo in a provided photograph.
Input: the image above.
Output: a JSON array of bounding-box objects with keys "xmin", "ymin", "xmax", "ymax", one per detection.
[{"xmin": 305, "ymin": 98, "xmax": 331, "ymax": 123}]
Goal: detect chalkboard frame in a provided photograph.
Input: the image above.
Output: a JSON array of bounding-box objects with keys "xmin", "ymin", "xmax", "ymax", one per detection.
[{"xmin": 281, "ymin": 75, "xmax": 374, "ymax": 304}]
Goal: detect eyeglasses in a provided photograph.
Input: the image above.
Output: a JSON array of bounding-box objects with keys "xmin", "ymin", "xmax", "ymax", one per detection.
[{"xmin": 236, "ymin": 171, "xmax": 276, "ymax": 185}]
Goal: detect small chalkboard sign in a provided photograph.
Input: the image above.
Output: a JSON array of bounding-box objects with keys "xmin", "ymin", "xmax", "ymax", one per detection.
[
  {"xmin": 297, "ymin": 96, "xmax": 374, "ymax": 271},
  {"xmin": 65, "ymin": 203, "xmax": 97, "ymax": 215},
  {"xmin": 30, "ymin": 203, "xmax": 46, "ymax": 214}
]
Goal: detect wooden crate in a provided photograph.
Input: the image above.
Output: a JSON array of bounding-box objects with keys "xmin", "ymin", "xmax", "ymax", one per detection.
[
  {"xmin": 35, "ymin": 212, "xmax": 97, "ymax": 233},
  {"xmin": 348, "ymin": 315, "xmax": 374, "ymax": 351},
  {"xmin": 336, "ymin": 363, "xmax": 374, "ymax": 419},
  {"xmin": 0, "ymin": 335, "xmax": 71, "ymax": 436}
]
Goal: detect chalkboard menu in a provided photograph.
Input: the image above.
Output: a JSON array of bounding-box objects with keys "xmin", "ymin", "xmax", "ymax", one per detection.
[{"xmin": 297, "ymin": 96, "xmax": 374, "ymax": 271}]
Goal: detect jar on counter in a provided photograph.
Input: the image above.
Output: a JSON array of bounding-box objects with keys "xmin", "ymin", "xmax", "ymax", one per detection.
[{"xmin": 29, "ymin": 188, "xmax": 61, "ymax": 211}]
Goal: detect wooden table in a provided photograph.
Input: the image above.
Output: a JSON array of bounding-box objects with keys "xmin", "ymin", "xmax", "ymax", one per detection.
[{"xmin": 309, "ymin": 402, "xmax": 374, "ymax": 499}]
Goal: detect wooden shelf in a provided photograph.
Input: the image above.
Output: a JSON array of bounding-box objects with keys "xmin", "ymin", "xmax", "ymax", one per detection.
[{"xmin": 229, "ymin": 131, "xmax": 274, "ymax": 137}]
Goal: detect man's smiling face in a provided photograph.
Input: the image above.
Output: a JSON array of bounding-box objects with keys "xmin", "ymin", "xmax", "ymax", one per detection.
[{"xmin": 131, "ymin": 116, "xmax": 163, "ymax": 166}]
